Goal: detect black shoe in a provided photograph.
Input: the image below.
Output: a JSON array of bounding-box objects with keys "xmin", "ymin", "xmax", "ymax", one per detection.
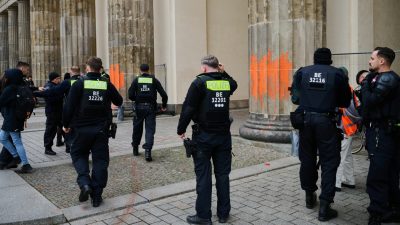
[
  {"xmin": 17, "ymin": 164, "xmax": 33, "ymax": 173},
  {"xmin": 79, "ymin": 185, "xmax": 92, "ymax": 202},
  {"xmin": 341, "ymin": 183, "xmax": 356, "ymax": 189},
  {"xmin": 133, "ymin": 146, "xmax": 139, "ymax": 156},
  {"xmin": 368, "ymin": 215, "xmax": 382, "ymax": 225},
  {"xmin": 6, "ymin": 156, "xmax": 21, "ymax": 169},
  {"xmin": 92, "ymin": 196, "xmax": 103, "ymax": 207},
  {"xmin": 218, "ymin": 216, "xmax": 229, "ymax": 223},
  {"xmin": 65, "ymin": 147, "xmax": 70, "ymax": 153},
  {"xmin": 145, "ymin": 149, "xmax": 152, "ymax": 162},
  {"xmin": 305, "ymin": 191, "xmax": 317, "ymax": 209},
  {"xmin": 186, "ymin": 215, "xmax": 212, "ymax": 225},
  {"xmin": 45, "ymin": 148, "xmax": 56, "ymax": 155},
  {"xmin": 335, "ymin": 187, "xmax": 342, "ymax": 192},
  {"xmin": 56, "ymin": 141, "xmax": 64, "ymax": 147},
  {"xmin": 318, "ymin": 199, "xmax": 338, "ymax": 221}
]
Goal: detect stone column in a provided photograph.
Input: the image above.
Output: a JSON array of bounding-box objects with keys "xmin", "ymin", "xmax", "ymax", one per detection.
[
  {"xmin": 30, "ymin": 0, "xmax": 61, "ymax": 86},
  {"xmin": 0, "ymin": 13, "xmax": 8, "ymax": 73},
  {"xmin": 60, "ymin": 0, "xmax": 96, "ymax": 73},
  {"xmin": 18, "ymin": 0, "xmax": 31, "ymax": 64},
  {"xmin": 240, "ymin": 0, "xmax": 326, "ymax": 143},
  {"xmin": 8, "ymin": 6, "xmax": 18, "ymax": 68},
  {"xmin": 108, "ymin": 0, "xmax": 154, "ymax": 99}
]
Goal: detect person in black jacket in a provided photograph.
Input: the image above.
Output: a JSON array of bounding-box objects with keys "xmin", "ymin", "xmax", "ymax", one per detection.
[
  {"xmin": 291, "ymin": 48, "xmax": 351, "ymax": 221},
  {"xmin": 177, "ymin": 55, "xmax": 237, "ymax": 225},
  {"xmin": 34, "ymin": 66, "xmax": 82, "ymax": 153},
  {"xmin": 41, "ymin": 72, "xmax": 64, "ymax": 155},
  {"xmin": 128, "ymin": 64, "xmax": 168, "ymax": 161},
  {"xmin": 0, "ymin": 69, "xmax": 32, "ymax": 173},
  {"xmin": 0, "ymin": 61, "xmax": 33, "ymax": 170},
  {"xmin": 361, "ymin": 47, "xmax": 400, "ymax": 225},
  {"xmin": 63, "ymin": 57, "xmax": 123, "ymax": 207}
]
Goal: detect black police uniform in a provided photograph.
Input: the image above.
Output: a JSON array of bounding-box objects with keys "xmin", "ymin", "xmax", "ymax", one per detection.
[
  {"xmin": 292, "ymin": 63, "xmax": 351, "ymax": 217},
  {"xmin": 177, "ymin": 71, "xmax": 237, "ymax": 221},
  {"xmin": 63, "ymin": 72, "xmax": 122, "ymax": 204},
  {"xmin": 128, "ymin": 73, "xmax": 168, "ymax": 160},
  {"xmin": 43, "ymin": 80, "xmax": 65, "ymax": 153},
  {"xmin": 34, "ymin": 74, "xmax": 81, "ymax": 153},
  {"xmin": 361, "ymin": 71, "xmax": 400, "ymax": 222}
]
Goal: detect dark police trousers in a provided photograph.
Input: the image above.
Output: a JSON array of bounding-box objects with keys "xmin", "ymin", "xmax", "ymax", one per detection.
[
  {"xmin": 193, "ymin": 130, "xmax": 232, "ymax": 219},
  {"xmin": 299, "ymin": 113, "xmax": 340, "ymax": 202},
  {"xmin": 44, "ymin": 112, "xmax": 63, "ymax": 149},
  {"xmin": 70, "ymin": 124, "xmax": 109, "ymax": 196},
  {"xmin": 366, "ymin": 126, "xmax": 400, "ymax": 216},
  {"xmin": 131, "ymin": 103, "xmax": 156, "ymax": 150}
]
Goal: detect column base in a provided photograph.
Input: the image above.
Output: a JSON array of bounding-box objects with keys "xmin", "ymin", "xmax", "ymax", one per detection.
[{"xmin": 239, "ymin": 113, "xmax": 292, "ymax": 143}]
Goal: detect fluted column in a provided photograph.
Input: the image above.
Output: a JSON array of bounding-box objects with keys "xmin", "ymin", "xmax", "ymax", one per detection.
[
  {"xmin": 30, "ymin": 0, "xmax": 61, "ymax": 86},
  {"xmin": 18, "ymin": 0, "xmax": 31, "ymax": 64},
  {"xmin": 8, "ymin": 6, "xmax": 18, "ymax": 68},
  {"xmin": 240, "ymin": 0, "xmax": 326, "ymax": 143},
  {"xmin": 60, "ymin": 0, "xmax": 96, "ymax": 73},
  {"xmin": 0, "ymin": 13, "xmax": 8, "ymax": 73},
  {"xmin": 108, "ymin": 0, "xmax": 154, "ymax": 99}
]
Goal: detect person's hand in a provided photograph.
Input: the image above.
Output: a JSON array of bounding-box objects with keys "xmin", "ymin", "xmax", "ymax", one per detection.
[
  {"xmin": 218, "ymin": 63, "xmax": 225, "ymax": 73},
  {"xmin": 161, "ymin": 107, "xmax": 167, "ymax": 112},
  {"xmin": 38, "ymin": 87, "xmax": 44, "ymax": 91},
  {"xmin": 63, "ymin": 127, "xmax": 71, "ymax": 133},
  {"xmin": 179, "ymin": 133, "xmax": 185, "ymax": 139}
]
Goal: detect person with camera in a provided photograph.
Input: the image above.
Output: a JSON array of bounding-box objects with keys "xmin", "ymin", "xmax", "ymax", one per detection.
[
  {"xmin": 62, "ymin": 57, "xmax": 123, "ymax": 207},
  {"xmin": 361, "ymin": 47, "xmax": 400, "ymax": 225},
  {"xmin": 291, "ymin": 48, "xmax": 351, "ymax": 221},
  {"xmin": 128, "ymin": 64, "xmax": 168, "ymax": 161},
  {"xmin": 177, "ymin": 55, "xmax": 237, "ymax": 225}
]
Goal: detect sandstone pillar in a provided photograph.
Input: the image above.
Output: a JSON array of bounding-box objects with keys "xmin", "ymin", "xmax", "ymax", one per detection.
[
  {"xmin": 60, "ymin": 0, "xmax": 96, "ymax": 73},
  {"xmin": 18, "ymin": 0, "xmax": 31, "ymax": 64},
  {"xmin": 108, "ymin": 0, "xmax": 154, "ymax": 99},
  {"xmin": 0, "ymin": 13, "xmax": 8, "ymax": 72},
  {"xmin": 30, "ymin": 0, "xmax": 61, "ymax": 86},
  {"xmin": 240, "ymin": 0, "xmax": 326, "ymax": 143},
  {"xmin": 7, "ymin": 6, "xmax": 18, "ymax": 68}
]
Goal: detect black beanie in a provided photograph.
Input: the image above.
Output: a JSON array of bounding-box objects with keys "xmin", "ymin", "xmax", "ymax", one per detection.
[
  {"xmin": 314, "ymin": 48, "xmax": 332, "ymax": 65},
  {"xmin": 48, "ymin": 72, "xmax": 61, "ymax": 81},
  {"xmin": 140, "ymin": 64, "xmax": 150, "ymax": 72}
]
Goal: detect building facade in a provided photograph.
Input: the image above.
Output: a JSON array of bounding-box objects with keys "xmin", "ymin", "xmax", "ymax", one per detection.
[{"xmin": 0, "ymin": 0, "xmax": 399, "ymax": 142}]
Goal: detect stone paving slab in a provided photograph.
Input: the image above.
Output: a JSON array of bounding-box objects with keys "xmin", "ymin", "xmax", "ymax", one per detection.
[
  {"xmin": 0, "ymin": 170, "xmax": 65, "ymax": 225},
  {"xmin": 63, "ymin": 154, "xmax": 396, "ymax": 225}
]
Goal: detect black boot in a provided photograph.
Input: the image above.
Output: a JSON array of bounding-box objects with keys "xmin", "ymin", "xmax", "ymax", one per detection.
[
  {"xmin": 133, "ymin": 146, "xmax": 139, "ymax": 156},
  {"xmin": 79, "ymin": 185, "xmax": 92, "ymax": 202},
  {"xmin": 318, "ymin": 199, "xmax": 338, "ymax": 221},
  {"xmin": 65, "ymin": 146, "xmax": 70, "ymax": 153},
  {"xmin": 305, "ymin": 191, "xmax": 317, "ymax": 209},
  {"xmin": 186, "ymin": 215, "xmax": 212, "ymax": 225},
  {"xmin": 368, "ymin": 214, "xmax": 382, "ymax": 225},
  {"xmin": 145, "ymin": 149, "xmax": 152, "ymax": 162},
  {"xmin": 6, "ymin": 156, "xmax": 21, "ymax": 169},
  {"xmin": 45, "ymin": 148, "xmax": 56, "ymax": 155}
]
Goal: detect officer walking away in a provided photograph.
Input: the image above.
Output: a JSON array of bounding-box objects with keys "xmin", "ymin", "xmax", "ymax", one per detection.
[
  {"xmin": 42, "ymin": 72, "xmax": 64, "ymax": 155},
  {"xmin": 34, "ymin": 66, "xmax": 82, "ymax": 153},
  {"xmin": 177, "ymin": 55, "xmax": 237, "ymax": 225},
  {"xmin": 63, "ymin": 57, "xmax": 123, "ymax": 207},
  {"xmin": 128, "ymin": 64, "xmax": 168, "ymax": 161},
  {"xmin": 361, "ymin": 47, "xmax": 400, "ymax": 225},
  {"xmin": 291, "ymin": 48, "xmax": 351, "ymax": 221}
]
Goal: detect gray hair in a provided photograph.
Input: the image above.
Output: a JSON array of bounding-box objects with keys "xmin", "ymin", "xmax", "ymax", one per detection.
[{"xmin": 201, "ymin": 55, "xmax": 219, "ymax": 68}]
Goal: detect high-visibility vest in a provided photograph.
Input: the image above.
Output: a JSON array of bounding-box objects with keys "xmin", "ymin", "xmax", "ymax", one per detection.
[{"xmin": 341, "ymin": 87, "xmax": 359, "ymax": 136}]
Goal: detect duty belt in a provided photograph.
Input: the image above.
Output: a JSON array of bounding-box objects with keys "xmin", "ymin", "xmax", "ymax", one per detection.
[
  {"xmin": 304, "ymin": 111, "xmax": 334, "ymax": 117},
  {"xmin": 137, "ymin": 102, "xmax": 152, "ymax": 106}
]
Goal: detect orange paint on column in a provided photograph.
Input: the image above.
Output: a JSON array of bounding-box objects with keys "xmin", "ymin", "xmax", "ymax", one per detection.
[
  {"xmin": 109, "ymin": 64, "xmax": 125, "ymax": 90},
  {"xmin": 278, "ymin": 52, "xmax": 293, "ymax": 101}
]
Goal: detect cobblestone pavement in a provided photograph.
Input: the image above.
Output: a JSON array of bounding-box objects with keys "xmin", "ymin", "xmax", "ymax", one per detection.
[
  {"xmin": 63, "ymin": 154, "xmax": 374, "ymax": 225},
  {"xmin": 9, "ymin": 108, "xmax": 248, "ymax": 166}
]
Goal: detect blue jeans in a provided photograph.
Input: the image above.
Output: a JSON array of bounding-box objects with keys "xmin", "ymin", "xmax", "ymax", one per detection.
[{"xmin": 0, "ymin": 130, "xmax": 29, "ymax": 165}]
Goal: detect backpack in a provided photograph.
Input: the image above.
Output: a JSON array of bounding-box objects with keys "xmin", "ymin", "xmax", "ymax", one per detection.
[{"xmin": 15, "ymin": 85, "xmax": 36, "ymax": 121}]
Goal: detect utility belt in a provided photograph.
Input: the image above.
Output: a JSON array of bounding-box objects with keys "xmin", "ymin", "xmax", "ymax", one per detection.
[
  {"xmin": 290, "ymin": 110, "xmax": 338, "ymax": 129},
  {"xmin": 193, "ymin": 122, "xmax": 230, "ymax": 134},
  {"xmin": 366, "ymin": 120, "xmax": 400, "ymax": 134}
]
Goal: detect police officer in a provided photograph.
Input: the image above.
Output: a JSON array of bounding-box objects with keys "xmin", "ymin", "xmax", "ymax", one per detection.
[
  {"xmin": 177, "ymin": 55, "xmax": 237, "ymax": 225},
  {"xmin": 34, "ymin": 66, "xmax": 82, "ymax": 153},
  {"xmin": 63, "ymin": 57, "xmax": 123, "ymax": 207},
  {"xmin": 42, "ymin": 72, "xmax": 64, "ymax": 155},
  {"xmin": 361, "ymin": 47, "xmax": 400, "ymax": 225},
  {"xmin": 291, "ymin": 48, "xmax": 351, "ymax": 221},
  {"xmin": 128, "ymin": 64, "xmax": 168, "ymax": 161}
]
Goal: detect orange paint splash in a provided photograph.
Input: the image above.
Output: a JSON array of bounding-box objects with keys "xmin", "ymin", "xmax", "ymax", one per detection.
[
  {"xmin": 249, "ymin": 51, "xmax": 293, "ymax": 106},
  {"xmin": 109, "ymin": 64, "xmax": 125, "ymax": 90}
]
